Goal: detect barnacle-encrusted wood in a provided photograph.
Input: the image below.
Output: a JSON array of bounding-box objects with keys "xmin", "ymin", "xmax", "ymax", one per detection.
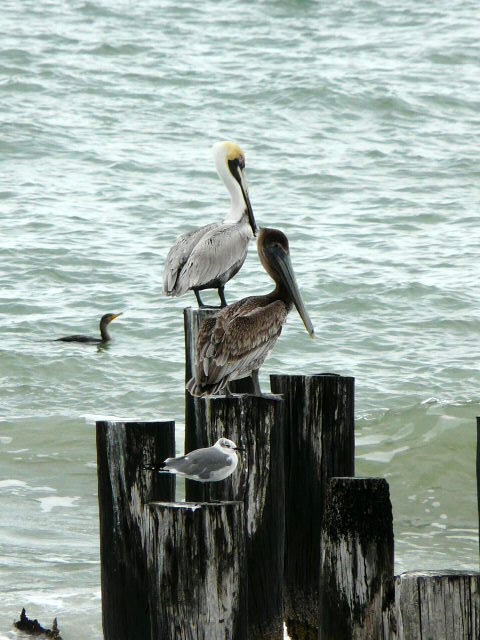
[{"xmin": 319, "ymin": 477, "xmax": 394, "ymax": 640}]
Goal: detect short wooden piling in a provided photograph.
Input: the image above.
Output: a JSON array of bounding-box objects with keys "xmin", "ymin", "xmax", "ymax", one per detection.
[
  {"xmin": 319, "ymin": 477, "xmax": 394, "ymax": 640},
  {"xmin": 392, "ymin": 570, "xmax": 480, "ymax": 640},
  {"xmin": 185, "ymin": 394, "xmax": 285, "ymax": 640},
  {"xmin": 96, "ymin": 420, "xmax": 175, "ymax": 640},
  {"xmin": 270, "ymin": 373, "xmax": 355, "ymax": 639},
  {"xmin": 146, "ymin": 501, "xmax": 247, "ymax": 640}
]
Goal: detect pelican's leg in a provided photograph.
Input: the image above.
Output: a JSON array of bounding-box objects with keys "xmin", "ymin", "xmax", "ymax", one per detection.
[
  {"xmin": 251, "ymin": 369, "xmax": 263, "ymax": 396},
  {"xmin": 218, "ymin": 285, "xmax": 228, "ymax": 308},
  {"xmin": 194, "ymin": 289, "xmax": 205, "ymax": 307}
]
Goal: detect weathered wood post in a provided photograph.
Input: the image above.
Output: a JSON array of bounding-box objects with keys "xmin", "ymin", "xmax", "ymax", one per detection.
[
  {"xmin": 477, "ymin": 417, "xmax": 480, "ymax": 557},
  {"xmin": 146, "ymin": 501, "xmax": 247, "ymax": 640},
  {"xmin": 319, "ymin": 477, "xmax": 395, "ymax": 640},
  {"xmin": 184, "ymin": 308, "xmax": 254, "ymax": 500},
  {"xmin": 392, "ymin": 570, "xmax": 480, "ymax": 640},
  {"xmin": 96, "ymin": 420, "xmax": 175, "ymax": 640},
  {"xmin": 269, "ymin": 373, "xmax": 355, "ymax": 639},
  {"xmin": 185, "ymin": 394, "xmax": 285, "ymax": 640}
]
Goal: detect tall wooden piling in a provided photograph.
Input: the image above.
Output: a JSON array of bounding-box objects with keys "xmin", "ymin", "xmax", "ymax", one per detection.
[
  {"xmin": 392, "ymin": 570, "xmax": 480, "ymax": 640},
  {"xmin": 270, "ymin": 373, "xmax": 355, "ymax": 639},
  {"xmin": 96, "ymin": 420, "xmax": 175, "ymax": 640},
  {"xmin": 184, "ymin": 307, "xmax": 253, "ymax": 476},
  {"xmin": 319, "ymin": 477, "xmax": 394, "ymax": 640},
  {"xmin": 185, "ymin": 394, "xmax": 285, "ymax": 640},
  {"xmin": 477, "ymin": 417, "xmax": 480, "ymax": 557},
  {"xmin": 146, "ymin": 501, "xmax": 247, "ymax": 640}
]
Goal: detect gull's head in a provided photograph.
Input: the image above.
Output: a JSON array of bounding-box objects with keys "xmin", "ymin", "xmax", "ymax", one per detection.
[
  {"xmin": 212, "ymin": 141, "xmax": 257, "ymax": 233},
  {"xmin": 216, "ymin": 437, "xmax": 239, "ymax": 451}
]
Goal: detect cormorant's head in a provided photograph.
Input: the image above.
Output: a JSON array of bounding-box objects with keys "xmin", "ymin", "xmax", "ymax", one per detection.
[{"xmin": 100, "ymin": 312, "xmax": 122, "ymax": 329}]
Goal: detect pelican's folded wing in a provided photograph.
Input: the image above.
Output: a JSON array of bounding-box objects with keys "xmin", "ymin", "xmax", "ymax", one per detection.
[
  {"xmin": 163, "ymin": 223, "xmax": 219, "ymax": 295},
  {"xmin": 174, "ymin": 224, "xmax": 251, "ymax": 295},
  {"xmin": 195, "ymin": 298, "xmax": 288, "ymax": 386}
]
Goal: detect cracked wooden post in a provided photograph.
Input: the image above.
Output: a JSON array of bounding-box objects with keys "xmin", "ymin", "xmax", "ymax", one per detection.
[
  {"xmin": 96, "ymin": 420, "xmax": 175, "ymax": 640},
  {"xmin": 477, "ymin": 417, "xmax": 480, "ymax": 557},
  {"xmin": 185, "ymin": 394, "xmax": 285, "ymax": 640},
  {"xmin": 319, "ymin": 477, "xmax": 394, "ymax": 640},
  {"xmin": 393, "ymin": 570, "xmax": 480, "ymax": 639},
  {"xmin": 184, "ymin": 307, "xmax": 254, "ymax": 502},
  {"xmin": 146, "ymin": 501, "xmax": 247, "ymax": 640},
  {"xmin": 270, "ymin": 373, "xmax": 355, "ymax": 639}
]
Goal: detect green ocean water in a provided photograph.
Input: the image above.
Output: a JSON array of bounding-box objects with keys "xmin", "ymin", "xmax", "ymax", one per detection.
[{"xmin": 1, "ymin": 0, "xmax": 479, "ymax": 636}]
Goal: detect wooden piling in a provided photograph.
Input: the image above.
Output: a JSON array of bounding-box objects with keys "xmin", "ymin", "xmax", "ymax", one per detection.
[
  {"xmin": 319, "ymin": 477, "xmax": 395, "ymax": 640},
  {"xmin": 477, "ymin": 417, "xmax": 480, "ymax": 557},
  {"xmin": 96, "ymin": 420, "xmax": 175, "ymax": 640},
  {"xmin": 270, "ymin": 373, "xmax": 355, "ymax": 639},
  {"xmin": 146, "ymin": 501, "xmax": 247, "ymax": 640},
  {"xmin": 185, "ymin": 394, "xmax": 285, "ymax": 640},
  {"xmin": 392, "ymin": 570, "xmax": 480, "ymax": 640},
  {"xmin": 184, "ymin": 307, "xmax": 253, "ymax": 499}
]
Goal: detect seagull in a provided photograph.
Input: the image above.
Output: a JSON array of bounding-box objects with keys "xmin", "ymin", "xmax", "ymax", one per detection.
[
  {"xmin": 148, "ymin": 438, "xmax": 242, "ymax": 482},
  {"xmin": 186, "ymin": 227, "xmax": 315, "ymax": 397},
  {"xmin": 163, "ymin": 141, "xmax": 257, "ymax": 308}
]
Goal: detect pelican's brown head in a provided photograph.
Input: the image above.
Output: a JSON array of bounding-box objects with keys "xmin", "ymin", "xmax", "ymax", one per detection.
[
  {"xmin": 258, "ymin": 228, "xmax": 314, "ymax": 338},
  {"xmin": 212, "ymin": 141, "xmax": 257, "ymax": 234}
]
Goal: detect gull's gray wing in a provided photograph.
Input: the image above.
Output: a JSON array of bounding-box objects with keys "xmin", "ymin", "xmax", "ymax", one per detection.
[
  {"xmin": 163, "ymin": 222, "xmax": 220, "ymax": 295},
  {"xmin": 174, "ymin": 223, "xmax": 252, "ymax": 295},
  {"xmin": 164, "ymin": 446, "xmax": 232, "ymax": 480}
]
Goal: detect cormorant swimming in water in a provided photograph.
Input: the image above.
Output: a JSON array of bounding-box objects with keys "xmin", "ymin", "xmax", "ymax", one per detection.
[{"xmin": 55, "ymin": 313, "xmax": 122, "ymax": 344}]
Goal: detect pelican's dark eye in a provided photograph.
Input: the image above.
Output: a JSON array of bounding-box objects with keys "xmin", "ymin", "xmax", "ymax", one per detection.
[{"xmin": 238, "ymin": 156, "xmax": 245, "ymax": 170}]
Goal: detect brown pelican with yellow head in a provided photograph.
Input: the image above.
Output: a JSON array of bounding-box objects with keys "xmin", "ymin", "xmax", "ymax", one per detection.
[
  {"xmin": 163, "ymin": 141, "xmax": 257, "ymax": 308},
  {"xmin": 186, "ymin": 228, "xmax": 314, "ymax": 397}
]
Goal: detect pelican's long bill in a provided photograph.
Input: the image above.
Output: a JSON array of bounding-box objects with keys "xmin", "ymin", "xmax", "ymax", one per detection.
[
  {"xmin": 228, "ymin": 157, "xmax": 257, "ymax": 236},
  {"xmin": 267, "ymin": 245, "xmax": 315, "ymax": 338},
  {"xmin": 238, "ymin": 167, "xmax": 257, "ymax": 236}
]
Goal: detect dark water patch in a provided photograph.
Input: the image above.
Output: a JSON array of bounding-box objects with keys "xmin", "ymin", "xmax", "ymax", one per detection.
[
  {"xmin": 81, "ymin": 42, "xmax": 151, "ymax": 57},
  {"xmin": 79, "ymin": 0, "xmax": 129, "ymax": 19}
]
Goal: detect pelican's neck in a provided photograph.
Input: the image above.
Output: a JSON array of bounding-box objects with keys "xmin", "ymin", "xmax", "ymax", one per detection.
[{"xmin": 215, "ymin": 155, "xmax": 247, "ymax": 224}]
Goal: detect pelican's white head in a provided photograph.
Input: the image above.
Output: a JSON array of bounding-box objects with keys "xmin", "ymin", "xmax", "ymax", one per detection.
[{"xmin": 212, "ymin": 141, "xmax": 257, "ymax": 233}]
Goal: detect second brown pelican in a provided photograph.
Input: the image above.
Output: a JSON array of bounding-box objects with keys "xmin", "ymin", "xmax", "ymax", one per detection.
[
  {"xmin": 163, "ymin": 141, "xmax": 257, "ymax": 308},
  {"xmin": 186, "ymin": 228, "xmax": 314, "ymax": 397}
]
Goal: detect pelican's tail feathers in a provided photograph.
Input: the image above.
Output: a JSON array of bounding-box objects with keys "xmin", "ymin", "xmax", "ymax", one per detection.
[{"xmin": 186, "ymin": 377, "xmax": 227, "ymax": 397}]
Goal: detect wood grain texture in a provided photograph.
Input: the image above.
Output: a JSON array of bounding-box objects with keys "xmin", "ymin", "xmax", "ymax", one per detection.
[
  {"xmin": 477, "ymin": 417, "xmax": 480, "ymax": 557},
  {"xmin": 185, "ymin": 394, "xmax": 285, "ymax": 640},
  {"xmin": 319, "ymin": 477, "xmax": 395, "ymax": 640},
  {"xmin": 96, "ymin": 420, "xmax": 175, "ymax": 640},
  {"xmin": 270, "ymin": 374, "xmax": 355, "ymax": 639},
  {"xmin": 390, "ymin": 570, "xmax": 480, "ymax": 640},
  {"xmin": 146, "ymin": 501, "xmax": 247, "ymax": 640}
]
